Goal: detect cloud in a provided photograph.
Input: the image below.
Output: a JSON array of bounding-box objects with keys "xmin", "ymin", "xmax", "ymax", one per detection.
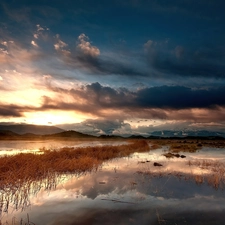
[
  {"xmin": 33, "ymin": 24, "xmax": 50, "ymax": 41},
  {"xmin": 60, "ymin": 119, "xmax": 131, "ymax": 136},
  {"xmin": 1, "ymin": 78, "xmax": 225, "ymax": 126},
  {"xmin": 2, "ymin": 79, "xmax": 224, "ymax": 123},
  {"xmin": 54, "ymin": 34, "xmax": 68, "ymax": 51},
  {"xmin": 59, "ymin": 117, "xmax": 225, "ymax": 136},
  {"xmin": 144, "ymin": 40, "xmax": 225, "ymax": 78},
  {"xmin": 31, "ymin": 40, "xmax": 38, "ymax": 47},
  {"xmin": 0, "ymin": 40, "xmax": 46, "ymax": 74},
  {"xmin": 53, "ymin": 33, "xmax": 145, "ymax": 77},
  {"xmin": 77, "ymin": 33, "xmax": 100, "ymax": 57},
  {"xmin": 0, "ymin": 48, "xmax": 8, "ymax": 55},
  {"xmin": 75, "ymin": 83, "xmax": 225, "ymax": 110},
  {"xmin": 135, "ymin": 85, "xmax": 225, "ymax": 109},
  {"xmin": 37, "ymin": 24, "xmax": 44, "ymax": 32},
  {"xmin": 40, "ymin": 82, "xmax": 225, "ymax": 123},
  {"xmin": 0, "ymin": 104, "xmax": 24, "ymax": 117}
]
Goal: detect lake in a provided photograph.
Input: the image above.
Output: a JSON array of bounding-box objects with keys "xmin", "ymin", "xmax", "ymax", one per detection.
[{"xmin": 0, "ymin": 140, "xmax": 225, "ymax": 225}]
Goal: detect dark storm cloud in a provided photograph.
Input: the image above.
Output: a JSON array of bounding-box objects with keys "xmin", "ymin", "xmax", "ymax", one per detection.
[
  {"xmin": 150, "ymin": 55, "xmax": 225, "ymax": 78},
  {"xmin": 82, "ymin": 83, "xmax": 225, "ymax": 109},
  {"xmin": 1, "ymin": 82, "xmax": 225, "ymax": 123},
  {"xmin": 46, "ymin": 82, "xmax": 225, "ymax": 111},
  {"xmin": 145, "ymin": 41, "xmax": 225, "ymax": 78},
  {"xmin": 136, "ymin": 86, "xmax": 225, "ymax": 109},
  {"xmin": 1, "ymin": 83, "xmax": 224, "ymax": 120}
]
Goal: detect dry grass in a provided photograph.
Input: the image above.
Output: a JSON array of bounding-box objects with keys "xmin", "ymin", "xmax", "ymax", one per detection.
[
  {"xmin": 169, "ymin": 143, "xmax": 200, "ymax": 153},
  {"xmin": 149, "ymin": 139, "xmax": 225, "ymax": 151},
  {"xmin": 0, "ymin": 140, "xmax": 149, "ymax": 191},
  {"xmin": 148, "ymin": 140, "xmax": 202, "ymax": 153},
  {"xmin": 0, "ymin": 140, "xmax": 149, "ymax": 217},
  {"xmin": 188, "ymin": 159, "xmax": 225, "ymax": 189}
]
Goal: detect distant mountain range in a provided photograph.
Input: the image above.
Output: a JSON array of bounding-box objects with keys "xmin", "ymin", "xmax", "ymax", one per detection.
[
  {"xmin": 46, "ymin": 130, "xmax": 95, "ymax": 139},
  {"xmin": 150, "ymin": 130, "xmax": 225, "ymax": 138},
  {"xmin": 0, "ymin": 124, "xmax": 64, "ymax": 135},
  {"xmin": 0, "ymin": 125, "xmax": 95, "ymax": 140},
  {"xmin": 0, "ymin": 124, "xmax": 225, "ymax": 140}
]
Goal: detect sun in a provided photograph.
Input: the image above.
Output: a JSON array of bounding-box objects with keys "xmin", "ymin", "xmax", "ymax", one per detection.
[{"xmin": 23, "ymin": 111, "xmax": 85, "ymax": 126}]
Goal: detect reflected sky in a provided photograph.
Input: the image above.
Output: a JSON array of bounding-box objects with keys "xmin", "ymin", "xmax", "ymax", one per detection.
[
  {"xmin": 1, "ymin": 143, "xmax": 225, "ymax": 225},
  {"xmin": 0, "ymin": 140, "xmax": 128, "ymax": 156}
]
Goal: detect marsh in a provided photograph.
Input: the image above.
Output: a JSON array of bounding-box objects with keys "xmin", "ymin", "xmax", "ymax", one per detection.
[{"xmin": 0, "ymin": 139, "xmax": 225, "ymax": 225}]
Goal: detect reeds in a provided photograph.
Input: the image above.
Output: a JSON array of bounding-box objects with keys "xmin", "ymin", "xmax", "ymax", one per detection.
[
  {"xmin": 149, "ymin": 139, "xmax": 225, "ymax": 151},
  {"xmin": 169, "ymin": 143, "xmax": 200, "ymax": 153},
  {"xmin": 0, "ymin": 140, "xmax": 149, "ymax": 214},
  {"xmin": 0, "ymin": 140, "xmax": 148, "ymax": 187},
  {"xmin": 188, "ymin": 159, "xmax": 225, "ymax": 189}
]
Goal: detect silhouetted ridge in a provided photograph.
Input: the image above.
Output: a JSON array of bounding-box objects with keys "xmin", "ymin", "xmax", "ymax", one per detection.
[
  {"xmin": 0, "ymin": 130, "xmax": 20, "ymax": 136},
  {"xmin": 0, "ymin": 124, "xmax": 64, "ymax": 135},
  {"xmin": 98, "ymin": 135, "xmax": 124, "ymax": 139},
  {"xmin": 48, "ymin": 130, "xmax": 95, "ymax": 138},
  {"xmin": 127, "ymin": 135, "xmax": 147, "ymax": 139}
]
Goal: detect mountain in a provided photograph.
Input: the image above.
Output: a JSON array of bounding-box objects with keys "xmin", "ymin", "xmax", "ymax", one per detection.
[
  {"xmin": 0, "ymin": 130, "xmax": 20, "ymax": 138},
  {"xmin": 0, "ymin": 124, "xmax": 64, "ymax": 135},
  {"xmin": 127, "ymin": 135, "xmax": 147, "ymax": 139},
  {"xmin": 0, "ymin": 124, "xmax": 225, "ymax": 140},
  {"xmin": 150, "ymin": 130, "xmax": 225, "ymax": 138},
  {"xmin": 47, "ymin": 130, "xmax": 95, "ymax": 138},
  {"xmin": 98, "ymin": 134, "xmax": 124, "ymax": 139}
]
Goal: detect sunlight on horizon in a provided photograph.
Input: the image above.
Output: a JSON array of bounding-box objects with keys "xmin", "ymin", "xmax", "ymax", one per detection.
[{"xmin": 23, "ymin": 111, "xmax": 86, "ymax": 126}]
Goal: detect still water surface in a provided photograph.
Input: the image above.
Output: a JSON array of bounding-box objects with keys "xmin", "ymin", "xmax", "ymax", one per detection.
[
  {"xmin": 1, "ymin": 141, "xmax": 225, "ymax": 225},
  {"xmin": 0, "ymin": 140, "xmax": 128, "ymax": 155}
]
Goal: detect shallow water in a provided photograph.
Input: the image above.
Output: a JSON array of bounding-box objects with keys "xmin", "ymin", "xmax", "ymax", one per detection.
[
  {"xmin": 1, "ymin": 142, "xmax": 225, "ymax": 224},
  {"xmin": 0, "ymin": 140, "xmax": 128, "ymax": 156}
]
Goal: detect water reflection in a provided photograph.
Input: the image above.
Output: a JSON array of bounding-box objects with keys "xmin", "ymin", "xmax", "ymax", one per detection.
[
  {"xmin": 0, "ymin": 140, "xmax": 128, "ymax": 156},
  {"xmin": 1, "ymin": 144, "xmax": 225, "ymax": 225}
]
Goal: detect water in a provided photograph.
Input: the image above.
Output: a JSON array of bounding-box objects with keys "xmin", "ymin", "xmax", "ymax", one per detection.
[
  {"xmin": 0, "ymin": 140, "xmax": 128, "ymax": 156},
  {"xmin": 1, "ymin": 141, "xmax": 225, "ymax": 224}
]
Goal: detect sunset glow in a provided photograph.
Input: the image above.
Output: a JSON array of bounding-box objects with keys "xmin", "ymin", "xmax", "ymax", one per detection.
[{"xmin": 23, "ymin": 111, "xmax": 85, "ymax": 126}]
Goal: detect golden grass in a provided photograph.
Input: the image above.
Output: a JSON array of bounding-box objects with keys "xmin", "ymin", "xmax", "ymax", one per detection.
[
  {"xmin": 0, "ymin": 140, "xmax": 149, "ymax": 216},
  {"xmin": 169, "ymin": 143, "xmax": 200, "ymax": 153},
  {"xmin": 188, "ymin": 159, "xmax": 225, "ymax": 189},
  {"xmin": 0, "ymin": 140, "xmax": 149, "ymax": 190},
  {"xmin": 149, "ymin": 139, "xmax": 225, "ymax": 150},
  {"xmin": 148, "ymin": 140, "xmax": 202, "ymax": 153}
]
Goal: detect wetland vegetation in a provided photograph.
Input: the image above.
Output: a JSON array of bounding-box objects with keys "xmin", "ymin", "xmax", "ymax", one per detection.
[{"xmin": 0, "ymin": 138, "xmax": 225, "ymax": 225}]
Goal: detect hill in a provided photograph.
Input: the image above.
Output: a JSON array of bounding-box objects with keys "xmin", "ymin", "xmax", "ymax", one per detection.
[
  {"xmin": 0, "ymin": 130, "xmax": 20, "ymax": 139},
  {"xmin": 46, "ymin": 130, "xmax": 95, "ymax": 139},
  {"xmin": 0, "ymin": 124, "xmax": 64, "ymax": 135}
]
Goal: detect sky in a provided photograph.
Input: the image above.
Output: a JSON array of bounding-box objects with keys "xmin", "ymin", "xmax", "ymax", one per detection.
[{"xmin": 0, "ymin": 0, "xmax": 225, "ymax": 136}]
